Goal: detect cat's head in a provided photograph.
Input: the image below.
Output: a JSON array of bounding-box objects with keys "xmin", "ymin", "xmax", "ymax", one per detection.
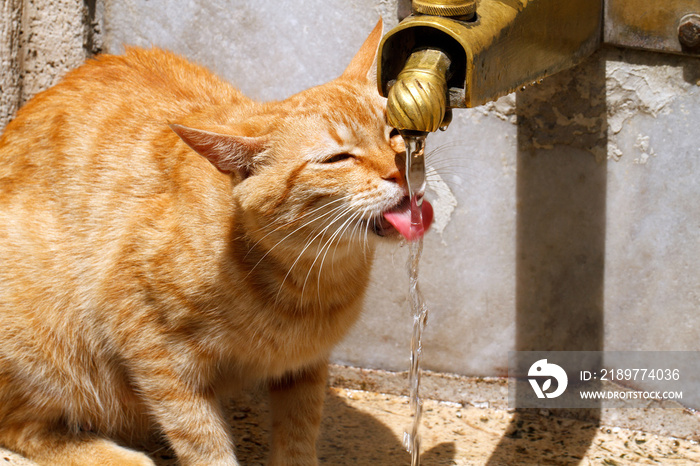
[{"xmin": 172, "ymin": 20, "xmax": 432, "ymax": 255}]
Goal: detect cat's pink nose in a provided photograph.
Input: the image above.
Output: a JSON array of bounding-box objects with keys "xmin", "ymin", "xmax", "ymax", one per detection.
[{"xmin": 382, "ymin": 168, "xmax": 403, "ymax": 186}]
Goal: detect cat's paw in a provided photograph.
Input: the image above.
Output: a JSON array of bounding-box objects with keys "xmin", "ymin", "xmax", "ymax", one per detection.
[
  {"xmin": 46, "ymin": 438, "xmax": 156, "ymax": 466},
  {"xmin": 100, "ymin": 443, "xmax": 156, "ymax": 466},
  {"xmin": 267, "ymin": 453, "xmax": 318, "ymax": 466}
]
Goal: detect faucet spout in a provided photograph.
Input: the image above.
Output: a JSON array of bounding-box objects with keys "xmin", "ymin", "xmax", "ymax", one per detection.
[{"xmin": 386, "ymin": 48, "xmax": 451, "ymax": 133}]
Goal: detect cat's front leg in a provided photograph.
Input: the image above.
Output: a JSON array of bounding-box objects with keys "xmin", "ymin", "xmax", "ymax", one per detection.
[
  {"xmin": 267, "ymin": 360, "xmax": 327, "ymax": 466},
  {"xmin": 132, "ymin": 367, "xmax": 238, "ymax": 466}
]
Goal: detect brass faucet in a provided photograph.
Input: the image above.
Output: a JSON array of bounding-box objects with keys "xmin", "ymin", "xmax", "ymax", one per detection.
[
  {"xmin": 380, "ymin": 0, "xmax": 603, "ymax": 133},
  {"xmin": 386, "ymin": 48, "xmax": 451, "ymax": 134}
]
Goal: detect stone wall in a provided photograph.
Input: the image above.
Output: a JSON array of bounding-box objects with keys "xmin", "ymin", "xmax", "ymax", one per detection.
[{"xmin": 0, "ymin": 0, "xmax": 100, "ymax": 130}]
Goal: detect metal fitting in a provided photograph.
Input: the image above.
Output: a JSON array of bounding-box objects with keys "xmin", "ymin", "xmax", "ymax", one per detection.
[
  {"xmin": 412, "ymin": 0, "xmax": 476, "ymax": 18},
  {"xmin": 386, "ymin": 49, "xmax": 451, "ymax": 133},
  {"xmin": 678, "ymin": 14, "xmax": 700, "ymax": 51}
]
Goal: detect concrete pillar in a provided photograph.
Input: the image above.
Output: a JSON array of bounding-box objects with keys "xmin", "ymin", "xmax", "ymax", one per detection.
[
  {"xmin": 0, "ymin": 0, "xmax": 101, "ymax": 132},
  {"xmin": 0, "ymin": 0, "xmax": 23, "ymax": 130}
]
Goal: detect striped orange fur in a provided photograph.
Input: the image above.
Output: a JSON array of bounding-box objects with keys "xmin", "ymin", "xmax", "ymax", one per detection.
[{"xmin": 0, "ymin": 19, "xmax": 409, "ymax": 465}]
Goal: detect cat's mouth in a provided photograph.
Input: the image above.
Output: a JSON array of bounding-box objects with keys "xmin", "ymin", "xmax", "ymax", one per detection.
[{"xmin": 372, "ymin": 196, "xmax": 434, "ymax": 241}]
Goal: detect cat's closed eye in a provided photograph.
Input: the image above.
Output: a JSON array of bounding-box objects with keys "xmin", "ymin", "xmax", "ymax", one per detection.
[{"xmin": 322, "ymin": 153, "xmax": 355, "ymax": 164}]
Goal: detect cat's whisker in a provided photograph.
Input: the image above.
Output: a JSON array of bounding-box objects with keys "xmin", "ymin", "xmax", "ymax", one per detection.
[
  {"xmin": 425, "ymin": 163, "xmax": 477, "ymax": 190},
  {"xmin": 327, "ymin": 212, "xmax": 362, "ymax": 279},
  {"xmin": 363, "ymin": 209, "xmax": 373, "ymax": 258},
  {"xmin": 275, "ymin": 204, "xmax": 356, "ymax": 306},
  {"xmin": 358, "ymin": 207, "xmax": 377, "ymax": 260},
  {"xmin": 352, "ymin": 208, "xmax": 370, "ymax": 260},
  {"xmin": 321, "ymin": 213, "xmax": 364, "ymax": 306},
  {"xmin": 243, "ymin": 196, "xmax": 350, "ymax": 261},
  {"xmin": 306, "ymin": 209, "xmax": 364, "ymax": 306},
  {"xmin": 349, "ymin": 206, "xmax": 374, "ymax": 258},
  {"xmin": 346, "ymin": 207, "xmax": 365, "ymax": 244},
  {"xmin": 290, "ymin": 213, "xmax": 354, "ymax": 307},
  {"xmin": 245, "ymin": 195, "xmax": 350, "ymax": 241},
  {"xmin": 302, "ymin": 223, "xmax": 346, "ymax": 306},
  {"xmin": 245, "ymin": 199, "xmax": 353, "ymax": 280},
  {"xmin": 425, "ymin": 163, "xmax": 468, "ymax": 176},
  {"xmin": 425, "ymin": 141, "xmax": 464, "ymax": 160},
  {"xmin": 428, "ymin": 152, "xmax": 469, "ymax": 162}
]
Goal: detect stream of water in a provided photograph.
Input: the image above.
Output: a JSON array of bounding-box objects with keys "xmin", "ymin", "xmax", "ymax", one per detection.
[{"xmin": 401, "ymin": 133, "xmax": 428, "ymax": 466}]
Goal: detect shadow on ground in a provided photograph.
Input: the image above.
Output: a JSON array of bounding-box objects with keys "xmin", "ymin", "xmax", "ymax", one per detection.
[
  {"xmin": 318, "ymin": 392, "xmax": 455, "ymax": 466},
  {"xmin": 145, "ymin": 389, "xmax": 456, "ymax": 465},
  {"xmin": 484, "ymin": 411, "xmax": 600, "ymax": 466}
]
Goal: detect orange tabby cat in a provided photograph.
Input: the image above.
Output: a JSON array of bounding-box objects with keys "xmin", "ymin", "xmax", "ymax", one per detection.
[{"xmin": 0, "ymin": 19, "xmax": 432, "ymax": 465}]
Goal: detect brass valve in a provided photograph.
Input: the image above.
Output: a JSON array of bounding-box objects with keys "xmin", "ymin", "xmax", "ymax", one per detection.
[{"xmin": 386, "ymin": 48, "xmax": 451, "ymax": 133}]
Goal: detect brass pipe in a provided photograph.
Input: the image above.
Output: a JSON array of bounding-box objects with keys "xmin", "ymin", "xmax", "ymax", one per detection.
[{"xmin": 379, "ymin": 0, "xmax": 603, "ymax": 133}]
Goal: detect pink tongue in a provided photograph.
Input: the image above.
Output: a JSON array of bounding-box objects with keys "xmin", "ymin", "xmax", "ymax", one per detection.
[{"xmin": 383, "ymin": 198, "xmax": 434, "ymax": 241}]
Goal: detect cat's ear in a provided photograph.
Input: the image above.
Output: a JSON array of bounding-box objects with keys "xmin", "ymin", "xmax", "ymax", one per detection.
[
  {"xmin": 340, "ymin": 18, "xmax": 383, "ymax": 83},
  {"xmin": 170, "ymin": 124, "xmax": 265, "ymax": 178}
]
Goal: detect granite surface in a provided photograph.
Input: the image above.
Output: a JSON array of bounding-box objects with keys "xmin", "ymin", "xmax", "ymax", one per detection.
[{"xmin": 2, "ymin": 366, "xmax": 698, "ymax": 465}]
